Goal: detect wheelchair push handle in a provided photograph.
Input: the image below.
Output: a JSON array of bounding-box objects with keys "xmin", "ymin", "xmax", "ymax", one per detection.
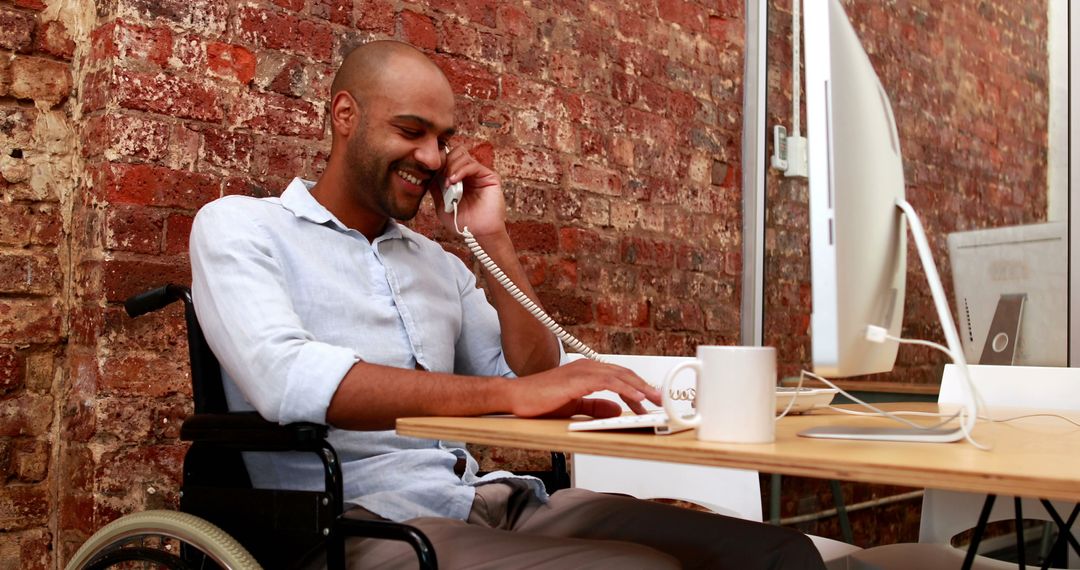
[{"xmin": 124, "ymin": 284, "xmax": 191, "ymax": 317}]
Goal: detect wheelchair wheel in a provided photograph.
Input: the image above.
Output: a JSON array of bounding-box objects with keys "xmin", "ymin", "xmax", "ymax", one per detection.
[{"xmin": 66, "ymin": 510, "xmax": 262, "ymax": 570}]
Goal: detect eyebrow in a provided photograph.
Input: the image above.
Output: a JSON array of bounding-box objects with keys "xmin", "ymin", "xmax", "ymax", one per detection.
[{"xmin": 392, "ymin": 114, "xmax": 456, "ymax": 137}]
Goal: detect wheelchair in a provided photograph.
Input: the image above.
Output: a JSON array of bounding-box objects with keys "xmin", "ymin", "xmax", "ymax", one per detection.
[{"xmin": 67, "ymin": 284, "xmax": 570, "ymax": 570}]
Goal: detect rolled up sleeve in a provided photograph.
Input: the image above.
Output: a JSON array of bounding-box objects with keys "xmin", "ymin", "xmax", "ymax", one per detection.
[{"xmin": 190, "ymin": 198, "xmax": 356, "ymax": 425}]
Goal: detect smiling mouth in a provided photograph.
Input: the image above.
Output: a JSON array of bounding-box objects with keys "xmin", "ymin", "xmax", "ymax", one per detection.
[{"xmin": 396, "ymin": 170, "xmax": 427, "ymax": 188}]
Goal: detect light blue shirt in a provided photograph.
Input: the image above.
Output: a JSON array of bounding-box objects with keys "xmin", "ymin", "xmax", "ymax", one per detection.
[{"xmin": 190, "ymin": 178, "xmax": 546, "ymax": 522}]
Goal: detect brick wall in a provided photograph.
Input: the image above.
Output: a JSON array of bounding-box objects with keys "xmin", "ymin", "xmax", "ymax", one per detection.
[
  {"xmin": 0, "ymin": 0, "xmax": 78, "ymax": 566},
  {"xmin": 3, "ymin": 0, "xmax": 746, "ymax": 566}
]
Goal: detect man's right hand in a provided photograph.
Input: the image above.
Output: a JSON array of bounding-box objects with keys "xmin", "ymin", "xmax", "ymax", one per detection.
[{"xmin": 504, "ymin": 359, "xmax": 662, "ymax": 419}]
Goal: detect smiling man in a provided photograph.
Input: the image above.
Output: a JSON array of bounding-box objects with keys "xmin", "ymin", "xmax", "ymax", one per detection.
[{"xmin": 189, "ymin": 41, "xmax": 826, "ymax": 569}]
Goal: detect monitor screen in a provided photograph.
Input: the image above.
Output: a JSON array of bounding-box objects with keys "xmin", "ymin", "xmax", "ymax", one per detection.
[
  {"xmin": 805, "ymin": 0, "xmax": 907, "ymax": 378},
  {"xmin": 948, "ymin": 221, "xmax": 1068, "ymax": 367}
]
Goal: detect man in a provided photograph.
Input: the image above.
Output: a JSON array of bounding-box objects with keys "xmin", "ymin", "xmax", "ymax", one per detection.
[{"xmin": 191, "ymin": 40, "xmax": 826, "ymax": 569}]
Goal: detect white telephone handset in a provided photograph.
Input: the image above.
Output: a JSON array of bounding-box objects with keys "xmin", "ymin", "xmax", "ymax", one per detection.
[
  {"xmin": 445, "ymin": 146, "xmax": 602, "ymax": 361},
  {"xmin": 442, "ymin": 147, "xmax": 464, "ymax": 213}
]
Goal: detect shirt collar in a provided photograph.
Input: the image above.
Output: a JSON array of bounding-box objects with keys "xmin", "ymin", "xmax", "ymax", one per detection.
[{"xmin": 280, "ymin": 177, "xmax": 412, "ymax": 243}]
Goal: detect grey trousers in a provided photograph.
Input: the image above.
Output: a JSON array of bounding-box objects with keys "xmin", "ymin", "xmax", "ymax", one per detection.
[{"xmin": 340, "ymin": 481, "xmax": 827, "ymax": 570}]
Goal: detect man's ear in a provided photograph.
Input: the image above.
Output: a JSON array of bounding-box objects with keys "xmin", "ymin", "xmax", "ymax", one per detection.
[{"xmin": 330, "ymin": 91, "xmax": 360, "ymax": 138}]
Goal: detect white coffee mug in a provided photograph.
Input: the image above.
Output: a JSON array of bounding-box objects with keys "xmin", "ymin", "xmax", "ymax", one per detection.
[{"xmin": 661, "ymin": 346, "xmax": 777, "ymax": 443}]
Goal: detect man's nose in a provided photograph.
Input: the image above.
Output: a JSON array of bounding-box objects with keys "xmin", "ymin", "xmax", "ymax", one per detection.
[{"xmin": 415, "ymin": 138, "xmax": 442, "ymax": 171}]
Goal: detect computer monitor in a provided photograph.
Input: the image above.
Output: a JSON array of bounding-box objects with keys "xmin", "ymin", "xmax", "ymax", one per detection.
[
  {"xmin": 805, "ymin": 0, "xmax": 907, "ymax": 379},
  {"xmin": 948, "ymin": 222, "xmax": 1068, "ymax": 367},
  {"xmin": 801, "ymin": 0, "xmax": 978, "ymax": 443}
]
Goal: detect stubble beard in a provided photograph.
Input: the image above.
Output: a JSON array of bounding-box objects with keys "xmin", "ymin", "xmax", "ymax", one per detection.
[{"xmin": 346, "ymin": 131, "xmax": 424, "ymax": 222}]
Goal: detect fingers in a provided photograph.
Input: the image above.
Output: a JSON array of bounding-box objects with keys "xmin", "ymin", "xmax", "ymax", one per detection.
[
  {"xmin": 576, "ymin": 398, "xmax": 623, "ymax": 419},
  {"xmin": 564, "ymin": 359, "xmax": 662, "ymax": 414},
  {"xmin": 443, "ymin": 145, "xmax": 498, "ymax": 189}
]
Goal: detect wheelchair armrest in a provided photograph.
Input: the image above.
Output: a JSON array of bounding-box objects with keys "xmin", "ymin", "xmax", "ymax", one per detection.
[{"xmin": 180, "ymin": 412, "xmax": 328, "ymax": 451}]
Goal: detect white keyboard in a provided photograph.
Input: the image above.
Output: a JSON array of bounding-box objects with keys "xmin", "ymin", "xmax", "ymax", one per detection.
[{"xmin": 567, "ymin": 387, "xmax": 839, "ymax": 435}]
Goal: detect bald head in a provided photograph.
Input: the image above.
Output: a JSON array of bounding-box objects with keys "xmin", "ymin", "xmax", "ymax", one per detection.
[{"xmin": 331, "ymin": 41, "xmax": 451, "ymax": 103}]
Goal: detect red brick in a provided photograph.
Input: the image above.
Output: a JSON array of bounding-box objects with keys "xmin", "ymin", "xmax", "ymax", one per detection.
[
  {"xmin": 653, "ymin": 300, "xmax": 705, "ymax": 332},
  {"xmin": 0, "ymin": 203, "xmax": 61, "ymax": 247},
  {"xmin": 494, "ymin": 147, "xmax": 561, "ymax": 185},
  {"xmin": 0, "ymin": 7, "xmax": 35, "ymax": 52},
  {"xmin": 94, "ymin": 162, "xmax": 219, "ymax": 209},
  {"xmin": 540, "ymin": 292, "xmax": 593, "ymax": 325},
  {"xmin": 207, "ymin": 42, "xmax": 256, "ymax": 84},
  {"xmin": 355, "ymin": 0, "xmax": 395, "ymax": 34},
  {"xmin": 0, "ymin": 483, "xmax": 49, "ymax": 531},
  {"xmin": 201, "ymin": 128, "xmax": 256, "ymax": 170},
  {"xmin": 12, "ymin": 440, "xmax": 49, "ymax": 482},
  {"xmin": 101, "ymin": 258, "xmax": 191, "ymax": 303},
  {"xmin": 90, "ymin": 20, "xmax": 172, "ymax": 66},
  {"xmin": 312, "ymin": 0, "xmax": 353, "ymax": 25},
  {"xmin": 657, "ymin": 0, "xmax": 705, "ymax": 33},
  {"xmin": 98, "ymin": 395, "xmax": 190, "ymax": 443},
  {"xmin": 237, "ymin": 6, "xmax": 335, "ymax": 61},
  {"xmin": 433, "ymin": 55, "xmax": 498, "ymax": 100},
  {"xmin": 35, "ymin": 19, "xmax": 76, "ymax": 60},
  {"xmin": 109, "ymin": 69, "xmax": 223, "ymax": 122},
  {"xmin": 0, "ymin": 347, "xmax": 23, "ymax": 395},
  {"xmin": 620, "ymin": 236, "xmax": 677, "ymax": 268},
  {"xmin": 222, "ymin": 176, "xmax": 272, "ymax": 198},
  {"xmin": 570, "ymin": 164, "xmax": 621, "ymax": 196},
  {"xmin": 439, "ymin": 19, "xmax": 485, "ymax": 60},
  {"xmin": 233, "ymin": 90, "xmax": 323, "ymax": 138},
  {"xmin": 0, "ymin": 300, "xmax": 62, "ymax": 344},
  {"xmin": 11, "ymin": 0, "xmax": 46, "ymax": 9},
  {"xmin": 0, "ymin": 527, "xmax": 49, "ymax": 569},
  {"xmin": 164, "ymin": 213, "xmax": 194, "ymax": 255},
  {"xmin": 103, "ymin": 303, "xmax": 185, "ymax": 354},
  {"xmin": 496, "ymin": 5, "xmax": 530, "ymax": 36},
  {"xmin": 64, "ymin": 355, "xmax": 99, "ymax": 444},
  {"xmin": 0, "ymin": 252, "xmax": 61, "ymax": 296},
  {"xmin": 254, "ymin": 138, "xmax": 310, "ymax": 180},
  {"xmin": 426, "ymin": 0, "xmax": 496, "ymax": 28},
  {"xmin": 507, "ymin": 221, "xmax": 558, "ymax": 253},
  {"xmin": 0, "ymin": 393, "xmax": 53, "ymax": 437},
  {"xmin": 81, "ymin": 113, "xmax": 170, "ymax": 161},
  {"xmin": 8, "ymin": 55, "xmax": 72, "ymax": 107},
  {"xmin": 104, "ymin": 205, "xmax": 165, "ymax": 254},
  {"xmin": 120, "ymin": 0, "xmax": 229, "ymax": 34},
  {"xmin": 596, "ymin": 297, "xmax": 650, "ymax": 328},
  {"xmin": 259, "ymin": 53, "xmax": 304, "ymax": 97},
  {"xmin": 95, "ymin": 443, "xmax": 185, "ymax": 504},
  {"xmin": 271, "ymin": 0, "xmax": 304, "ymax": 9},
  {"xmin": 400, "ymin": 10, "xmax": 437, "ymax": 51}
]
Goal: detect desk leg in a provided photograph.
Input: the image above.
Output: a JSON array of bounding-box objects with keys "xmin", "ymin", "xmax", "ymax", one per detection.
[
  {"xmin": 769, "ymin": 474, "xmax": 781, "ymax": 525},
  {"xmin": 1037, "ymin": 501, "xmax": 1080, "ymax": 568},
  {"xmin": 962, "ymin": 494, "xmax": 997, "ymax": 570},
  {"xmin": 1013, "ymin": 498, "xmax": 1025, "ymax": 569}
]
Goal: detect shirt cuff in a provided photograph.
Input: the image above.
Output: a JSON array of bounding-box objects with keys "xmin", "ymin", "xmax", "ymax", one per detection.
[{"xmin": 279, "ymin": 342, "xmax": 360, "ymax": 425}]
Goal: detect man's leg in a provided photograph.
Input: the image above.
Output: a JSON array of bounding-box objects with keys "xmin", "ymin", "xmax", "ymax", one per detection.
[
  {"xmin": 513, "ymin": 487, "xmax": 827, "ymax": 570},
  {"xmin": 339, "ymin": 483, "xmax": 679, "ymax": 570},
  {"xmin": 342, "ymin": 515, "xmax": 679, "ymax": 569}
]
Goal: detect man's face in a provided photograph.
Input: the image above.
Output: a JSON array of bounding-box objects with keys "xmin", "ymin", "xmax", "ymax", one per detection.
[{"xmin": 343, "ymin": 61, "xmax": 455, "ymax": 222}]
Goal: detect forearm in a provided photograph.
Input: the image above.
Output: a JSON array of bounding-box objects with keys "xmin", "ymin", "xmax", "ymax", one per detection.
[
  {"xmin": 472, "ymin": 230, "xmax": 561, "ymax": 376},
  {"xmin": 326, "ymin": 361, "xmax": 513, "ymax": 430}
]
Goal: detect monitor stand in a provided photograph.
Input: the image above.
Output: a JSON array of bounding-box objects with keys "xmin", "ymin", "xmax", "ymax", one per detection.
[
  {"xmin": 800, "ymin": 200, "xmax": 979, "ymax": 444},
  {"xmin": 979, "ymin": 294, "xmax": 1025, "ymax": 365},
  {"xmin": 799, "ymin": 425, "xmax": 966, "ymax": 442}
]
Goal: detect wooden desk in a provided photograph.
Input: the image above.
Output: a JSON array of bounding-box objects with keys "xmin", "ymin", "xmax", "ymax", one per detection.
[{"xmin": 398, "ymin": 403, "xmax": 1080, "ymax": 503}]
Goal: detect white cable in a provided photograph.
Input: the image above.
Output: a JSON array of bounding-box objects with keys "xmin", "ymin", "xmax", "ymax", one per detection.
[
  {"xmin": 453, "ymin": 206, "xmax": 604, "ymax": 362},
  {"xmin": 894, "ymin": 199, "xmax": 986, "ymax": 449},
  {"xmin": 798, "ymin": 369, "xmax": 965, "ymax": 431}
]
